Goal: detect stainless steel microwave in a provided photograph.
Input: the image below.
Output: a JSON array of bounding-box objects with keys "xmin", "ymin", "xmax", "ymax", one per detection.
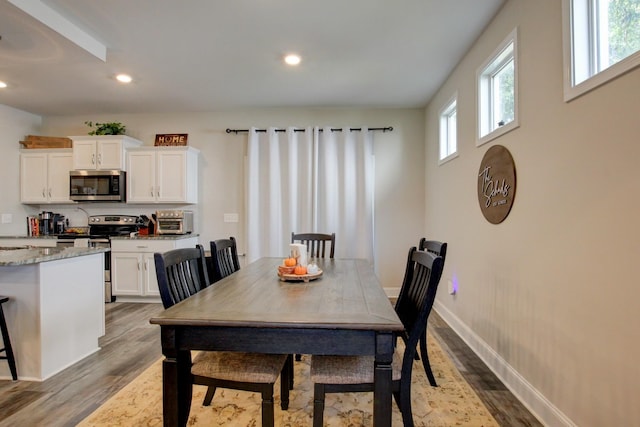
[{"xmin": 69, "ymin": 170, "xmax": 126, "ymax": 202}]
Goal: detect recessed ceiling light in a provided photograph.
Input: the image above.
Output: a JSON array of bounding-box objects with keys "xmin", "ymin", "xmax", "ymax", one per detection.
[
  {"xmin": 284, "ymin": 54, "xmax": 301, "ymax": 66},
  {"xmin": 116, "ymin": 74, "xmax": 132, "ymax": 83},
  {"xmin": 0, "ymin": 81, "xmax": 7, "ymax": 89}
]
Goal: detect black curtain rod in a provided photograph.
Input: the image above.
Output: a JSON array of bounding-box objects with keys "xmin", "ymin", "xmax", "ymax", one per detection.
[{"xmin": 225, "ymin": 126, "xmax": 393, "ymax": 134}]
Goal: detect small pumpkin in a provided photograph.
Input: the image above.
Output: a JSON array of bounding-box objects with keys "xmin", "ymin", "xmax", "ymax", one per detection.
[
  {"xmin": 294, "ymin": 265, "xmax": 307, "ymax": 275},
  {"xmin": 284, "ymin": 257, "xmax": 297, "ymax": 267}
]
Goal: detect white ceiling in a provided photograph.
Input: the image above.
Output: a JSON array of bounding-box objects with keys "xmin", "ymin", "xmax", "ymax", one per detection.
[{"xmin": 0, "ymin": 0, "xmax": 504, "ymax": 116}]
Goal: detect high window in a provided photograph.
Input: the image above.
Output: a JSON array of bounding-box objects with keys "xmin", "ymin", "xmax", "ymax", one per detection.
[
  {"xmin": 439, "ymin": 94, "xmax": 458, "ymax": 164},
  {"xmin": 563, "ymin": 0, "xmax": 640, "ymax": 100},
  {"xmin": 477, "ymin": 28, "xmax": 519, "ymax": 146}
]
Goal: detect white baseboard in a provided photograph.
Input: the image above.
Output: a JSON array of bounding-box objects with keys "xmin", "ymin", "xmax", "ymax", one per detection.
[
  {"xmin": 433, "ymin": 301, "xmax": 577, "ymax": 427},
  {"xmin": 384, "ymin": 286, "xmax": 401, "ymax": 298}
]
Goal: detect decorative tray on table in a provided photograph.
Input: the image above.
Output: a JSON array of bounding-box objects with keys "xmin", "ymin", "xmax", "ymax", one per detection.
[{"xmin": 277, "ymin": 269, "xmax": 323, "ymax": 282}]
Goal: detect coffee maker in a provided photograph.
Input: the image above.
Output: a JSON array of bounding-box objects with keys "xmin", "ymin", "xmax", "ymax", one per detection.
[
  {"xmin": 38, "ymin": 211, "xmax": 52, "ymax": 235},
  {"xmin": 53, "ymin": 214, "xmax": 66, "ymax": 234},
  {"xmin": 38, "ymin": 211, "xmax": 66, "ymax": 235}
]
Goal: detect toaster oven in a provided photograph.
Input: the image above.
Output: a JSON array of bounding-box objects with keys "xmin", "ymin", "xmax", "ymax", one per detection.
[{"xmin": 155, "ymin": 210, "xmax": 194, "ymax": 235}]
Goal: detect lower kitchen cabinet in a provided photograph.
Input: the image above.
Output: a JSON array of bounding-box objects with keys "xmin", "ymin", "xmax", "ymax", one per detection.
[{"xmin": 111, "ymin": 237, "xmax": 198, "ymax": 299}]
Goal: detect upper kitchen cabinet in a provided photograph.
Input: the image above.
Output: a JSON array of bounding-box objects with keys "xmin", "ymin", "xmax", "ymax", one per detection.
[
  {"xmin": 127, "ymin": 146, "xmax": 199, "ymax": 204},
  {"xmin": 70, "ymin": 135, "xmax": 142, "ymax": 170},
  {"xmin": 20, "ymin": 149, "xmax": 74, "ymax": 204}
]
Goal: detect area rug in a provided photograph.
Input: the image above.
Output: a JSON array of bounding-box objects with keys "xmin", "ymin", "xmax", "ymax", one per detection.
[{"xmin": 78, "ymin": 333, "xmax": 498, "ymax": 426}]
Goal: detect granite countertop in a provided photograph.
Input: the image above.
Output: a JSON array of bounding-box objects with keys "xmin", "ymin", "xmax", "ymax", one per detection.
[
  {"xmin": 0, "ymin": 246, "xmax": 109, "ymax": 266},
  {"xmin": 110, "ymin": 233, "xmax": 199, "ymax": 240},
  {"xmin": 0, "ymin": 235, "xmax": 58, "ymax": 240},
  {"xmin": 1, "ymin": 234, "xmax": 198, "ymax": 241}
]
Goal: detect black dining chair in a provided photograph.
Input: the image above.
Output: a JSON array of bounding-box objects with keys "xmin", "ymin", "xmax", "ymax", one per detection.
[
  {"xmin": 409, "ymin": 238, "xmax": 448, "ymax": 386},
  {"xmin": 290, "ymin": 231, "xmax": 336, "ymax": 361},
  {"xmin": 291, "ymin": 232, "xmax": 335, "ymax": 259},
  {"xmin": 154, "ymin": 244, "xmax": 291, "ymax": 426},
  {"xmin": 209, "ymin": 236, "xmax": 241, "ymax": 283},
  {"xmin": 418, "ymin": 238, "xmax": 447, "ymax": 263},
  {"xmin": 155, "ymin": 245, "xmax": 210, "ymax": 309},
  {"xmin": 310, "ymin": 247, "xmax": 444, "ymax": 427},
  {"xmin": 0, "ymin": 295, "xmax": 18, "ymax": 381}
]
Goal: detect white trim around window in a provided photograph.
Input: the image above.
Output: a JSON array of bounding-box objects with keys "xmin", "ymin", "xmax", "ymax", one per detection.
[
  {"xmin": 438, "ymin": 92, "xmax": 458, "ymax": 165},
  {"xmin": 476, "ymin": 28, "xmax": 519, "ymax": 147},
  {"xmin": 562, "ymin": 0, "xmax": 640, "ymax": 101}
]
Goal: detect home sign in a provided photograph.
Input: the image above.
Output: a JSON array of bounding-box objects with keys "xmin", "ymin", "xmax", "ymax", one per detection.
[
  {"xmin": 477, "ymin": 144, "xmax": 516, "ymax": 224},
  {"xmin": 154, "ymin": 133, "xmax": 188, "ymax": 146}
]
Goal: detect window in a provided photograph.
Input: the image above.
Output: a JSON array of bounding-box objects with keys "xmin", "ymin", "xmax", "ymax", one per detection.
[
  {"xmin": 439, "ymin": 94, "xmax": 458, "ymax": 164},
  {"xmin": 477, "ymin": 28, "xmax": 519, "ymax": 146},
  {"xmin": 563, "ymin": 0, "xmax": 640, "ymax": 100}
]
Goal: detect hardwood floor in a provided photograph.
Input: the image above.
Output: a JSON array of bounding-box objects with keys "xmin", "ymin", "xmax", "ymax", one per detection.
[
  {"xmin": 429, "ymin": 311, "xmax": 543, "ymax": 427},
  {"xmin": 0, "ymin": 302, "xmax": 164, "ymax": 427},
  {"xmin": 0, "ymin": 302, "xmax": 542, "ymax": 426}
]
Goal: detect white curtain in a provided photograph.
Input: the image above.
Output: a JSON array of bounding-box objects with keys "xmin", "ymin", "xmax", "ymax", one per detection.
[
  {"xmin": 246, "ymin": 126, "xmax": 374, "ymax": 263},
  {"xmin": 315, "ymin": 126, "xmax": 374, "ymax": 260}
]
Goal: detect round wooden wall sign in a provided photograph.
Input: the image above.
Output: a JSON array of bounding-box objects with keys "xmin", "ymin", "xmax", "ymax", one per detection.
[{"xmin": 477, "ymin": 145, "xmax": 516, "ymax": 224}]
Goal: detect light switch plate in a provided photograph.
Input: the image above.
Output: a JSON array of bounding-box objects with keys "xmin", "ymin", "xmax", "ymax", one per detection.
[
  {"xmin": 447, "ymin": 279, "xmax": 456, "ymax": 295},
  {"xmin": 1, "ymin": 213, "xmax": 12, "ymax": 224},
  {"xmin": 223, "ymin": 213, "xmax": 239, "ymax": 223}
]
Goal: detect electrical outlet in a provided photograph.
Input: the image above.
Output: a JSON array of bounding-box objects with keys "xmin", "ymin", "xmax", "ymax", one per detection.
[
  {"xmin": 223, "ymin": 213, "xmax": 239, "ymax": 223},
  {"xmin": 448, "ymin": 279, "xmax": 456, "ymax": 295},
  {"xmin": 1, "ymin": 213, "xmax": 12, "ymax": 224}
]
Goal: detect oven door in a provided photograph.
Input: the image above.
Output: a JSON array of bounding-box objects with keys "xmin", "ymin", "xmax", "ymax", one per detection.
[
  {"xmin": 69, "ymin": 170, "xmax": 126, "ymax": 202},
  {"xmin": 156, "ymin": 219, "xmax": 184, "ymax": 234}
]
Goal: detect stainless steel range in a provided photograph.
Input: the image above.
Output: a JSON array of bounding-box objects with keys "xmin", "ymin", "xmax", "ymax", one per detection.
[{"xmin": 57, "ymin": 215, "xmax": 142, "ymax": 303}]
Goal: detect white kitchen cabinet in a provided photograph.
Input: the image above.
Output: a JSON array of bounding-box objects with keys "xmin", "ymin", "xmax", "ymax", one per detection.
[
  {"xmin": 111, "ymin": 237, "xmax": 198, "ymax": 299},
  {"xmin": 20, "ymin": 149, "xmax": 74, "ymax": 204},
  {"xmin": 111, "ymin": 252, "xmax": 157, "ymax": 296},
  {"xmin": 127, "ymin": 146, "xmax": 198, "ymax": 203},
  {"xmin": 70, "ymin": 135, "xmax": 142, "ymax": 170}
]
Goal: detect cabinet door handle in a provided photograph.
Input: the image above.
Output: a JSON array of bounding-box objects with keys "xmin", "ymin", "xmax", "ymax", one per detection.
[
  {"xmin": 136, "ymin": 245, "xmax": 149, "ymax": 249},
  {"xmin": 156, "ymin": 187, "xmax": 160, "ymax": 197},
  {"xmin": 48, "ymin": 188, "xmax": 52, "ymax": 197},
  {"xmin": 150, "ymin": 187, "xmax": 154, "ymax": 197},
  {"xmin": 92, "ymin": 153, "xmax": 96, "ymax": 165},
  {"xmin": 97, "ymin": 153, "xmax": 102, "ymax": 166},
  {"xmin": 42, "ymin": 188, "xmax": 46, "ymax": 197},
  {"xmin": 137, "ymin": 261, "xmax": 141, "ymax": 271}
]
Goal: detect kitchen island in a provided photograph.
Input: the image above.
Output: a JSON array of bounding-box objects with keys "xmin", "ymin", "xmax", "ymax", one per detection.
[{"xmin": 0, "ymin": 246, "xmax": 108, "ymax": 381}]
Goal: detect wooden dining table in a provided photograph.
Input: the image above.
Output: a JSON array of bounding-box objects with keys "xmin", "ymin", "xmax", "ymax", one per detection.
[{"xmin": 149, "ymin": 257, "xmax": 404, "ymax": 426}]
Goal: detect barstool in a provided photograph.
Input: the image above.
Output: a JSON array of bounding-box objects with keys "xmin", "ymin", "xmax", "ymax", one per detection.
[{"xmin": 0, "ymin": 296, "xmax": 17, "ymax": 381}]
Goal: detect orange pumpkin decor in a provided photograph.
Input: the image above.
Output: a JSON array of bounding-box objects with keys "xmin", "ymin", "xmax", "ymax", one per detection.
[
  {"xmin": 294, "ymin": 265, "xmax": 307, "ymax": 275},
  {"xmin": 284, "ymin": 257, "xmax": 296, "ymax": 267}
]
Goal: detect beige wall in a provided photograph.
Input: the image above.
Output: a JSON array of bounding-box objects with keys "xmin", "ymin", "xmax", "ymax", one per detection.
[
  {"xmin": 425, "ymin": 1, "xmax": 640, "ymax": 425},
  {"xmin": 28, "ymin": 108, "xmax": 423, "ymax": 288},
  {"xmin": 0, "ymin": 105, "xmax": 42, "ymax": 235}
]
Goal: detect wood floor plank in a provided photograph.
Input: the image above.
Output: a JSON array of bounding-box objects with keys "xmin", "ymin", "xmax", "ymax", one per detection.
[
  {"xmin": 0, "ymin": 302, "xmax": 542, "ymax": 426},
  {"xmin": 431, "ymin": 311, "xmax": 543, "ymax": 427}
]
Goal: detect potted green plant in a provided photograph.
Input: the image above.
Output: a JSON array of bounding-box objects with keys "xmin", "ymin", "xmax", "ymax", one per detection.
[{"xmin": 84, "ymin": 121, "xmax": 127, "ymax": 136}]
